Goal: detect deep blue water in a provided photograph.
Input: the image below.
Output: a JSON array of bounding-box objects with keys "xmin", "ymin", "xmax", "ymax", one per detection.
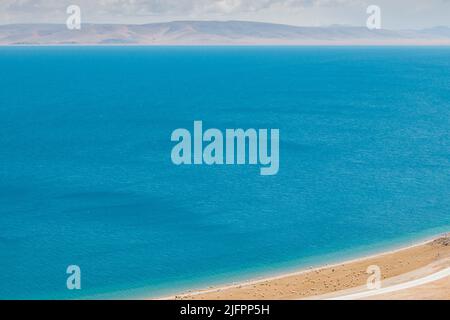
[{"xmin": 0, "ymin": 47, "xmax": 449, "ymax": 299}]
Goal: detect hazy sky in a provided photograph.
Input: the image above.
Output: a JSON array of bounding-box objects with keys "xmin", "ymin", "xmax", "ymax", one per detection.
[{"xmin": 1, "ymin": 0, "xmax": 449, "ymax": 29}]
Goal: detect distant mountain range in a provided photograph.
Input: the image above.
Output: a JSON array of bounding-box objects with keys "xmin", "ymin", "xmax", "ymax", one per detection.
[{"xmin": 1, "ymin": 20, "xmax": 450, "ymax": 45}]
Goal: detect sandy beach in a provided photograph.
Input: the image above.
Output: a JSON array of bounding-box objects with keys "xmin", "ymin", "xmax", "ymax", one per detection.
[{"xmin": 166, "ymin": 234, "xmax": 450, "ymax": 300}]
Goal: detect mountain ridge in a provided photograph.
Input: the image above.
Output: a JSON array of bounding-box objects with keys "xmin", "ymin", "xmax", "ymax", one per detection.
[{"xmin": 1, "ymin": 20, "xmax": 450, "ymax": 45}]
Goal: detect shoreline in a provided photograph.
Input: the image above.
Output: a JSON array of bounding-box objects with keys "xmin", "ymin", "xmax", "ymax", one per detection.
[
  {"xmin": 157, "ymin": 232, "xmax": 450, "ymax": 300},
  {"xmin": 2, "ymin": 43, "xmax": 450, "ymax": 47}
]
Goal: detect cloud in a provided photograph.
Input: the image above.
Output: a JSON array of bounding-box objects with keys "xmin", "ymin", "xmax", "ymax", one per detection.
[
  {"xmin": 0, "ymin": 0, "xmax": 361, "ymax": 16},
  {"xmin": 0, "ymin": 0, "xmax": 449, "ymax": 28}
]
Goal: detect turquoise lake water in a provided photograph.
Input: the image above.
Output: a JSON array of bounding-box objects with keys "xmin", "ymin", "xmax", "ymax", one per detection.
[{"xmin": 0, "ymin": 47, "xmax": 449, "ymax": 299}]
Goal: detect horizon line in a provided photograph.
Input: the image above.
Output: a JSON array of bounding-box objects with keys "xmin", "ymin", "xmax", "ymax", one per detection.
[{"xmin": 0, "ymin": 19, "xmax": 449, "ymax": 31}]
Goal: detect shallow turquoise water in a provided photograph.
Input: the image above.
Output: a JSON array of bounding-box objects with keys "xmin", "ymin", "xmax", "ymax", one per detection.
[{"xmin": 0, "ymin": 46, "xmax": 449, "ymax": 299}]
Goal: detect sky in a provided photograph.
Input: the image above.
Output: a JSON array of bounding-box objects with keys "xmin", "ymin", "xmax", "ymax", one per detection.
[{"xmin": 0, "ymin": 0, "xmax": 449, "ymax": 29}]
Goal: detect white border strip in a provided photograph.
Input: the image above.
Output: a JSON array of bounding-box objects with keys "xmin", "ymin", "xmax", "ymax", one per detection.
[{"xmin": 327, "ymin": 267, "xmax": 450, "ymax": 300}]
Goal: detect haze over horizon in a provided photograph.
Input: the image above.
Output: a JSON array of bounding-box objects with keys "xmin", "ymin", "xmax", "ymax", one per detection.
[
  {"xmin": 2, "ymin": 20, "xmax": 450, "ymax": 45},
  {"xmin": 1, "ymin": 0, "xmax": 450, "ymax": 30}
]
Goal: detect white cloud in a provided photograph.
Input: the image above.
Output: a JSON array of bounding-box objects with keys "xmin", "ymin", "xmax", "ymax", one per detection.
[
  {"xmin": 0, "ymin": 0, "xmax": 449, "ymax": 28},
  {"xmin": 0, "ymin": 0, "xmax": 363, "ymax": 15}
]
